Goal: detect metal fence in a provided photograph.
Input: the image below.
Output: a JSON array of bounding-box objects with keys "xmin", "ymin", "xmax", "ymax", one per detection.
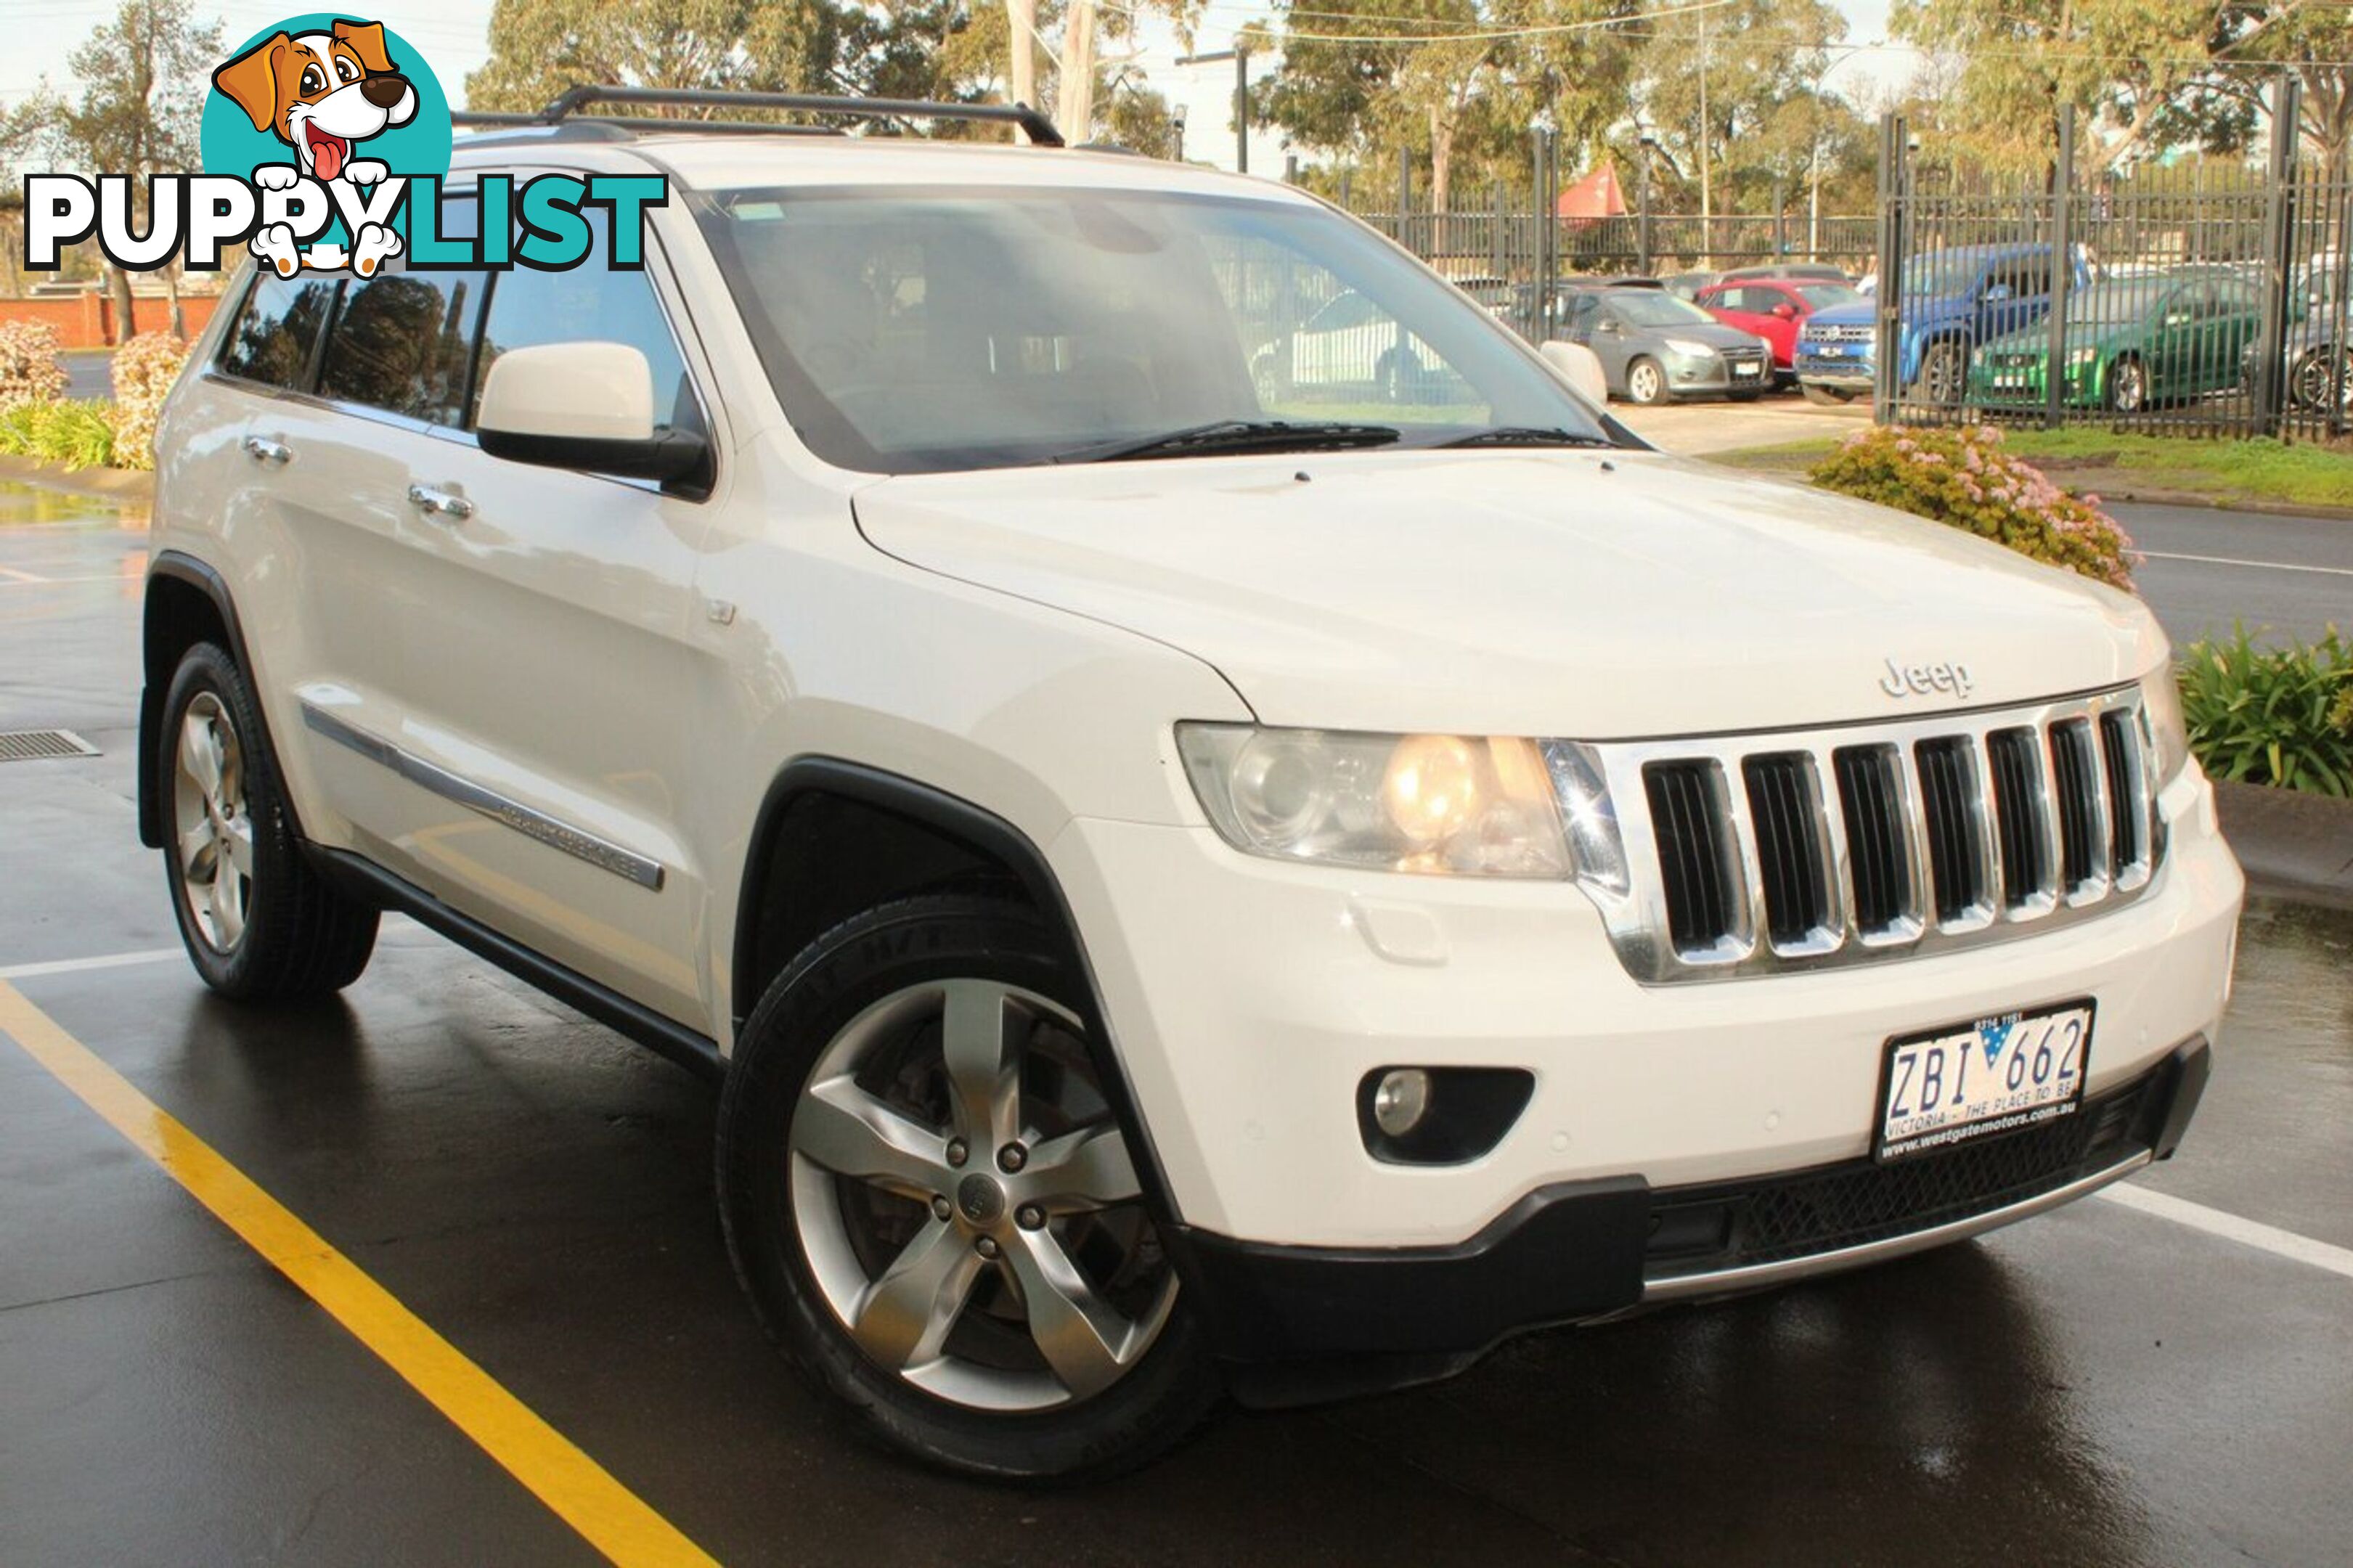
[
  {"xmin": 1875, "ymin": 88, "xmax": 2352, "ymax": 441},
  {"xmin": 1334, "ymin": 133, "xmax": 1875, "ymax": 346}
]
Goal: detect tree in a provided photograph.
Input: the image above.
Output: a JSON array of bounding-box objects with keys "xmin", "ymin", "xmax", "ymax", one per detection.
[
  {"xmin": 25, "ymin": 0, "xmax": 221, "ymax": 341},
  {"xmin": 1246, "ymin": 0, "xmax": 1639, "ymax": 212},
  {"xmin": 1891, "ymin": 0, "xmax": 2248, "ymax": 173},
  {"xmin": 467, "ymin": 0, "xmax": 1019, "ymax": 130}
]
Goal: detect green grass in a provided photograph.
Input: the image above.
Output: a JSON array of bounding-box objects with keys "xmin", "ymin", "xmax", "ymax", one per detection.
[{"xmin": 1713, "ymin": 427, "xmax": 2353, "ymax": 511}]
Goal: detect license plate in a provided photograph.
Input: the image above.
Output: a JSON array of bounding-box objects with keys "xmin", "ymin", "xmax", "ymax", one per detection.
[
  {"xmin": 1817, "ymin": 343, "xmax": 1846, "ymax": 356},
  {"xmin": 1875, "ymin": 1001, "xmax": 2093, "ymax": 1162},
  {"xmin": 1733, "ymin": 362, "xmax": 1761, "ymax": 377}
]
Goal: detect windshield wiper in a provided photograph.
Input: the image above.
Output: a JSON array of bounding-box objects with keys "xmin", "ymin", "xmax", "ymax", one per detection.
[
  {"xmin": 1430, "ymin": 425, "xmax": 1615, "ymax": 449},
  {"xmin": 1048, "ymin": 420, "xmax": 1402, "ymax": 464}
]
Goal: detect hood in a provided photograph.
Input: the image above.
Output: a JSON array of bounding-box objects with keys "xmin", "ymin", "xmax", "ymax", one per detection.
[
  {"xmin": 1805, "ymin": 302, "xmax": 1875, "ymax": 328},
  {"xmin": 1641, "ymin": 319, "xmax": 1766, "ymax": 350},
  {"xmin": 852, "ymin": 450, "xmax": 2163, "ymax": 738}
]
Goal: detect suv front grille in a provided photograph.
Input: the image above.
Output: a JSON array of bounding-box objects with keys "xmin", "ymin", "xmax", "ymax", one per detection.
[{"xmin": 1551, "ymin": 686, "xmax": 2163, "ymax": 983}]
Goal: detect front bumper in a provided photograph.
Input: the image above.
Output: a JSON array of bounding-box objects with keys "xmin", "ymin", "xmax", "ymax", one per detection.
[
  {"xmin": 1970, "ymin": 359, "xmax": 2101, "ymax": 408},
  {"xmin": 1796, "ymin": 354, "xmax": 1873, "ymax": 388},
  {"xmin": 1176, "ymin": 1039, "xmax": 2207, "ymax": 1404},
  {"xmin": 1660, "ymin": 348, "xmax": 1770, "ymax": 396}
]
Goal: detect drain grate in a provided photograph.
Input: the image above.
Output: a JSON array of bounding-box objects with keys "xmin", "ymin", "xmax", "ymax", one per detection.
[{"xmin": 0, "ymin": 729, "xmax": 99, "ymax": 761}]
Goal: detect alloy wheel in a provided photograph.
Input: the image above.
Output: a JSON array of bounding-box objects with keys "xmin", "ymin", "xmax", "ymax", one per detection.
[
  {"xmin": 2112, "ymin": 360, "xmax": 2146, "ymax": 413},
  {"xmin": 789, "ymin": 979, "xmax": 1176, "ymax": 1412},
  {"xmin": 171, "ymin": 692, "xmax": 253, "ymax": 952},
  {"xmin": 1628, "ymin": 360, "xmax": 1664, "ymax": 404},
  {"xmin": 1921, "ymin": 343, "xmax": 1962, "ymax": 405}
]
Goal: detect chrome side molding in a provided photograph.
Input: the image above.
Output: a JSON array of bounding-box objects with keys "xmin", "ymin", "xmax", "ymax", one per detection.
[{"xmin": 301, "ymin": 702, "xmax": 666, "ymax": 891}]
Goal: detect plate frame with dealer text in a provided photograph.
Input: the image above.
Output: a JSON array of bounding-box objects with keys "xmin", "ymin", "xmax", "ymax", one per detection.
[{"xmin": 1872, "ymin": 998, "xmax": 2097, "ymax": 1164}]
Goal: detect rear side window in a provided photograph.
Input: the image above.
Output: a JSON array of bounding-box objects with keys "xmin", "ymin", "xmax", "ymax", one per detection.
[
  {"xmin": 470, "ymin": 214, "xmax": 701, "ymax": 437},
  {"xmin": 317, "ymin": 266, "xmax": 488, "ymax": 425},
  {"xmin": 217, "ymin": 274, "xmax": 338, "ymax": 390}
]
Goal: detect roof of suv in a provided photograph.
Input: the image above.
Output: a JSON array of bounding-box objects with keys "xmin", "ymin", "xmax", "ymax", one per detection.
[{"xmin": 452, "ymin": 127, "xmax": 1316, "ymax": 203}]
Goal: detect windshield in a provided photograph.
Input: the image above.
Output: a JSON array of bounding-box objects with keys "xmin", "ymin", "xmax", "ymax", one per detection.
[
  {"xmin": 1797, "ymin": 284, "xmax": 1863, "ymax": 309},
  {"xmin": 1606, "ymin": 292, "xmax": 1717, "ymax": 327},
  {"xmin": 2062, "ymin": 277, "xmax": 2174, "ymax": 322},
  {"xmin": 694, "ymin": 185, "xmax": 1612, "ymax": 473},
  {"xmin": 1900, "ymin": 252, "xmax": 1986, "ymax": 298}
]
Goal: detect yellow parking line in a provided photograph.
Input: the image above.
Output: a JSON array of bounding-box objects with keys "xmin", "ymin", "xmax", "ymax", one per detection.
[{"xmin": 0, "ymin": 981, "xmax": 721, "ymax": 1568}]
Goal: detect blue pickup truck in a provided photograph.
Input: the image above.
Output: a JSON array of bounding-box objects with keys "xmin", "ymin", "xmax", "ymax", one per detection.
[{"xmin": 1797, "ymin": 242, "xmax": 2097, "ymax": 407}]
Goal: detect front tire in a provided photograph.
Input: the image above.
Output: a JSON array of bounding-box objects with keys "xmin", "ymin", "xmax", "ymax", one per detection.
[
  {"xmin": 2106, "ymin": 355, "xmax": 2147, "ymax": 415},
  {"xmin": 1626, "ymin": 356, "xmax": 1668, "ymax": 405},
  {"xmin": 159, "ymin": 642, "xmax": 378, "ymax": 1000},
  {"xmin": 717, "ymin": 895, "xmax": 1219, "ymax": 1481},
  {"xmin": 1912, "ymin": 340, "xmax": 1965, "ymax": 407},
  {"xmin": 1801, "ymin": 383, "xmax": 1857, "ymax": 407}
]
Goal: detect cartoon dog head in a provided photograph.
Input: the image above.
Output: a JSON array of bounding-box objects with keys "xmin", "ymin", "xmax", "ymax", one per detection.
[{"xmin": 213, "ymin": 20, "xmax": 417, "ymax": 182}]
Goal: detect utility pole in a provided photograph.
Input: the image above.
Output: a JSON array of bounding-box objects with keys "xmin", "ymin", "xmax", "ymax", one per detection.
[
  {"xmin": 1004, "ymin": 0, "xmax": 1037, "ymax": 141},
  {"xmin": 1696, "ymin": 9, "xmax": 1712, "ymax": 268},
  {"xmin": 1176, "ymin": 47, "xmax": 1249, "ymax": 173},
  {"xmin": 1058, "ymin": 0, "xmax": 1098, "ymax": 145}
]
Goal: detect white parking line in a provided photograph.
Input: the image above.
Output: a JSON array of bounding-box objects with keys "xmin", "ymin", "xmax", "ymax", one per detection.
[
  {"xmin": 0, "ymin": 948, "xmax": 182, "ymax": 981},
  {"xmin": 2138, "ymin": 550, "xmax": 2353, "ymax": 578},
  {"xmin": 2097, "ymin": 1181, "xmax": 2353, "ymax": 1281}
]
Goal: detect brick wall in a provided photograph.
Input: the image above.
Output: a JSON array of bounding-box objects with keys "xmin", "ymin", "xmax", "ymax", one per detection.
[{"xmin": 0, "ymin": 293, "xmax": 221, "ymax": 350}]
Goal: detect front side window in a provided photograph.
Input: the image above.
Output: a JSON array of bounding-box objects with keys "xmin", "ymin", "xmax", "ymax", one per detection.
[
  {"xmin": 217, "ymin": 273, "xmax": 338, "ymax": 390},
  {"xmin": 470, "ymin": 211, "xmax": 700, "ymax": 438},
  {"xmin": 696, "ymin": 186, "xmax": 1610, "ymax": 473}
]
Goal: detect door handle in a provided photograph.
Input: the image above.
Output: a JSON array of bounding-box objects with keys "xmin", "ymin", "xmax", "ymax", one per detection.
[
  {"xmin": 405, "ymin": 483, "xmax": 476, "ymax": 523},
  {"xmin": 242, "ymin": 435, "xmax": 291, "ymax": 465}
]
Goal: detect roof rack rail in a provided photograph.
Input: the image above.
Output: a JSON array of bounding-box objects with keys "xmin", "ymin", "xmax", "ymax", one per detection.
[{"xmin": 452, "ymin": 85, "xmax": 1066, "ymax": 148}]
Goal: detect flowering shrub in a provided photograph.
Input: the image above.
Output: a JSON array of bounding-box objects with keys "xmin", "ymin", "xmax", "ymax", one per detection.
[
  {"xmin": 1808, "ymin": 422, "xmax": 2137, "ymax": 590},
  {"xmin": 109, "ymin": 332, "xmax": 190, "ymax": 471},
  {"xmin": 0, "ymin": 320, "xmax": 69, "ymax": 409}
]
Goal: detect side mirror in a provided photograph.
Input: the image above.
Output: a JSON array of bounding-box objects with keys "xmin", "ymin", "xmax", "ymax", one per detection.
[
  {"xmin": 1540, "ymin": 340, "xmax": 1610, "ymax": 405},
  {"xmin": 476, "ymin": 341, "xmax": 708, "ymax": 486},
  {"xmin": 1981, "ymin": 282, "xmax": 2015, "ymax": 304},
  {"xmin": 1771, "ymin": 302, "xmax": 1797, "ymax": 319}
]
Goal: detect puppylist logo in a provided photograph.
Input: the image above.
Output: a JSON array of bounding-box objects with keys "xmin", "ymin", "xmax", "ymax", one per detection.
[{"xmin": 21, "ymin": 15, "xmax": 667, "ymax": 279}]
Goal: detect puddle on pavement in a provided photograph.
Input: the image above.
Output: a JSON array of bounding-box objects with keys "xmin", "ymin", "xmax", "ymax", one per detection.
[
  {"xmin": 2233, "ymin": 894, "xmax": 2353, "ymax": 1061},
  {"xmin": 0, "ymin": 479, "xmax": 148, "ymax": 532}
]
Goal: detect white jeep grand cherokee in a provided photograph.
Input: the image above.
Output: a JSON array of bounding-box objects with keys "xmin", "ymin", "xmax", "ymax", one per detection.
[{"xmin": 142, "ymin": 98, "xmax": 2243, "ymax": 1480}]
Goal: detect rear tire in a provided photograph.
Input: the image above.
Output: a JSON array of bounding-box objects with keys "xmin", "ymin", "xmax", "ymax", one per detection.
[
  {"xmin": 158, "ymin": 642, "xmax": 378, "ymax": 1000},
  {"xmin": 717, "ymin": 894, "xmax": 1220, "ymax": 1481}
]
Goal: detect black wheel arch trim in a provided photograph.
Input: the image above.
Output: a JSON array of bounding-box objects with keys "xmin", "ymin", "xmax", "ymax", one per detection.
[
  {"xmin": 735, "ymin": 756, "xmax": 1189, "ymax": 1233},
  {"xmin": 139, "ymin": 550, "xmax": 302, "ymax": 850}
]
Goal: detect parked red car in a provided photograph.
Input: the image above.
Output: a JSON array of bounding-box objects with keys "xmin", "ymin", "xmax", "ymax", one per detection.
[{"xmin": 1695, "ymin": 277, "xmax": 1864, "ymax": 382}]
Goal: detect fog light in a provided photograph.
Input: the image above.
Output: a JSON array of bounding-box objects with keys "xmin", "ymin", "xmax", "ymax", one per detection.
[{"xmin": 1371, "ymin": 1068, "xmax": 1432, "ymax": 1137}]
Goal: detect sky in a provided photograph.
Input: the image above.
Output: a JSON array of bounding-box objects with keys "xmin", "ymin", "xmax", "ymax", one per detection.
[{"xmin": 3, "ymin": 0, "xmax": 1916, "ymax": 172}]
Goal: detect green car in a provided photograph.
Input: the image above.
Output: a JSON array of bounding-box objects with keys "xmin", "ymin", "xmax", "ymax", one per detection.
[{"xmin": 1967, "ymin": 270, "xmax": 2262, "ymax": 412}]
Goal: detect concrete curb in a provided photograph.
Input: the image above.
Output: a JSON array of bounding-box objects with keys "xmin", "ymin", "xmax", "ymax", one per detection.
[
  {"xmin": 2088, "ymin": 486, "xmax": 2353, "ymax": 523},
  {"xmin": 0, "ymin": 453, "xmax": 155, "ymax": 507},
  {"xmin": 2213, "ymin": 778, "xmax": 2353, "ymax": 909}
]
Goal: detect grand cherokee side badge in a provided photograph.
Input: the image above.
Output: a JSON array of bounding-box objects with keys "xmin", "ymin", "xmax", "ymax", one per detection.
[{"xmin": 1880, "ymin": 658, "xmax": 1974, "ymax": 700}]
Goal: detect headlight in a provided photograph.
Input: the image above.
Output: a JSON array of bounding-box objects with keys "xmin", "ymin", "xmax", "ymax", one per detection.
[
  {"xmin": 2067, "ymin": 346, "xmax": 2099, "ymax": 366},
  {"xmin": 1176, "ymin": 724, "xmax": 1575, "ymax": 877},
  {"xmin": 1660, "ymin": 338, "xmax": 1717, "ymax": 358},
  {"xmin": 2140, "ymin": 667, "xmax": 2190, "ymax": 785}
]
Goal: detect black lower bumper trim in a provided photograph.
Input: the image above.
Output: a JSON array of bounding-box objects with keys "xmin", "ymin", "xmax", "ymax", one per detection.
[{"xmin": 1180, "ymin": 1038, "xmax": 2209, "ymax": 1408}]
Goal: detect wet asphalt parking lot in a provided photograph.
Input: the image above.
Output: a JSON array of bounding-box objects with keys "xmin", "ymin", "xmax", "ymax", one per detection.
[{"xmin": 2, "ymin": 476, "xmax": 2349, "ymax": 1567}]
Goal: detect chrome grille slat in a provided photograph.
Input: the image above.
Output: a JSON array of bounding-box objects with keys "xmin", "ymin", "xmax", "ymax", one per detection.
[{"xmin": 1559, "ymin": 685, "xmax": 2163, "ymax": 984}]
